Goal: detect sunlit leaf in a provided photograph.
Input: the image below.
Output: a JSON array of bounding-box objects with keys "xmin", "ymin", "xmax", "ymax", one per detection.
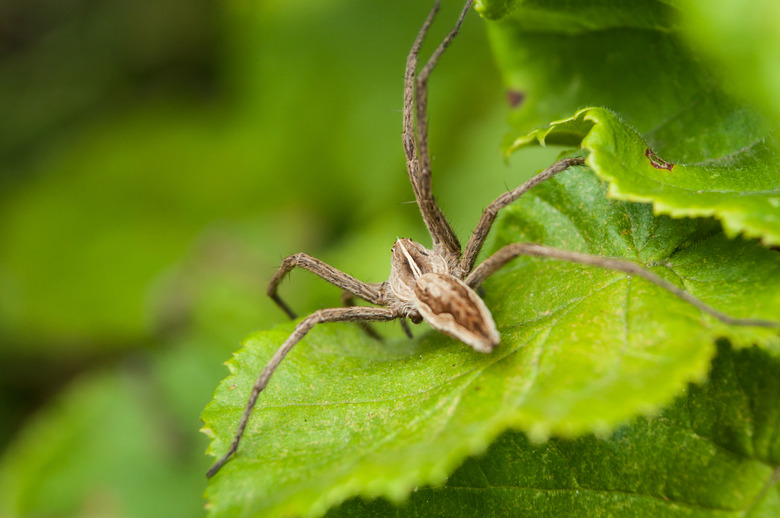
[
  {"xmin": 510, "ymin": 108, "xmax": 780, "ymax": 245},
  {"xmin": 481, "ymin": 0, "xmax": 780, "ymax": 247},
  {"xmin": 330, "ymin": 342, "xmax": 780, "ymax": 517},
  {"xmin": 202, "ymin": 166, "xmax": 780, "ymax": 517}
]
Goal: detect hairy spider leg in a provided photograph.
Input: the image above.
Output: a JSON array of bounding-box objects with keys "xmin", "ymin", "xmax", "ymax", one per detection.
[
  {"xmin": 207, "ymin": 306, "xmax": 396, "ymax": 478},
  {"xmin": 459, "ymin": 156, "xmax": 585, "ymax": 275},
  {"xmin": 466, "ymin": 242, "xmax": 780, "ymax": 329},
  {"xmin": 341, "ymin": 291, "xmax": 384, "ymax": 341},
  {"xmin": 267, "ymin": 253, "xmax": 384, "ymax": 319},
  {"xmin": 403, "ymin": 0, "xmax": 474, "ymax": 261}
]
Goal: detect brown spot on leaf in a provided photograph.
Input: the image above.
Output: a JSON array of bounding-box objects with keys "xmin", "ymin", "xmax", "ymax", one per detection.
[
  {"xmin": 645, "ymin": 148, "xmax": 674, "ymax": 171},
  {"xmin": 507, "ymin": 89, "xmax": 525, "ymax": 108}
]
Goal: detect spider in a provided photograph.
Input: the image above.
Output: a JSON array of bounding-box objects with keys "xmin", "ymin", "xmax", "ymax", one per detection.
[{"xmin": 207, "ymin": 0, "xmax": 779, "ymax": 478}]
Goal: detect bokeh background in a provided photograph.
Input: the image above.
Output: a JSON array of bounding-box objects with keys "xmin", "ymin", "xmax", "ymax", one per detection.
[{"xmin": 0, "ymin": 0, "xmax": 560, "ymax": 516}]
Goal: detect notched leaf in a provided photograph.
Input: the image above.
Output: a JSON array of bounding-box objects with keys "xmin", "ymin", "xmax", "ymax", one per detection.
[{"xmin": 510, "ymin": 107, "xmax": 780, "ymax": 246}]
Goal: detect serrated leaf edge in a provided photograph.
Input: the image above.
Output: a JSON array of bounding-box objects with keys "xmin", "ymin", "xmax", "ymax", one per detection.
[{"xmin": 507, "ymin": 107, "xmax": 780, "ymax": 246}]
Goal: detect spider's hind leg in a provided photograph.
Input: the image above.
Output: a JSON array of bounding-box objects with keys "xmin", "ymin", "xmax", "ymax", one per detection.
[
  {"xmin": 400, "ymin": 318, "xmax": 414, "ymax": 339},
  {"xmin": 207, "ymin": 305, "xmax": 398, "ymax": 478},
  {"xmin": 342, "ymin": 292, "xmax": 415, "ymax": 340},
  {"xmin": 466, "ymin": 242, "xmax": 780, "ymax": 329},
  {"xmin": 267, "ymin": 252, "xmax": 384, "ymax": 320},
  {"xmin": 459, "ymin": 156, "xmax": 586, "ymax": 274},
  {"xmin": 342, "ymin": 291, "xmax": 383, "ymax": 341},
  {"xmin": 402, "ymin": 0, "xmax": 474, "ymax": 261}
]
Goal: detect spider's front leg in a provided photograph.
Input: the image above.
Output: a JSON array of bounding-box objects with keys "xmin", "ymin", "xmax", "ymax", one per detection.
[
  {"xmin": 267, "ymin": 253, "xmax": 384, "ymax": 319},
  {"xmin": 402, "ymin": 0, "xmax": 473, "ymax": 262},
  {"xmin": 207, "ymin": 305, "xmax": 397, "ymax": 478},
  {"xmin": 466, "ymin": 242, "xmax": 780, "ymax": 329},
  {"xmin": 458, "ymin": 156, "xmax": 585, "ymax": 275}
]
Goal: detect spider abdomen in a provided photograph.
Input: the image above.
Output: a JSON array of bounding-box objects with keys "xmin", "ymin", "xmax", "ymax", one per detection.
[{"xmin": 413, "ymin": 273, "xmax": 500, "ymax": 353}]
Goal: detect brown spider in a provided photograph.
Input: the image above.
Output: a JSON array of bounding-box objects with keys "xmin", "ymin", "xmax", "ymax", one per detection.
[{"xmin": 207, "ymin": 0, "xmax": 779, "ymax": 478}]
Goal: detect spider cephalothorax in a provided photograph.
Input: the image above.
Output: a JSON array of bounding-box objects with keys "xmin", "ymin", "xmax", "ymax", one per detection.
[{"xmin": 207, "ymin": 0, "xmax": 779, "ymax": 478}]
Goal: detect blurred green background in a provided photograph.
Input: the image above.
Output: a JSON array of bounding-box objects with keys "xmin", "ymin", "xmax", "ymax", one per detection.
[{"xmin": 0, "ymin": 0, "xmax": 558, "ymax": 516}]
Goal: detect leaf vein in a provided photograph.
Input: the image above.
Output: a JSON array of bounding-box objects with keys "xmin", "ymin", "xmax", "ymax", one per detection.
[{"xmin": 742, "ymin": 466, "xmax": 780, "ymax": 517}]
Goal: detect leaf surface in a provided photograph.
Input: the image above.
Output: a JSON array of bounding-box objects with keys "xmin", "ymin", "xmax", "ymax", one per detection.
[
  {"xmin": 511, "ymin": 108, "xmax": 780, "ymax": 245},
  {"xmin": 676, "ymin": 0, "xmax": 780, "ymax": 131},
  {"xmin": 329, "ymin": 343, "xmax": 780, "ymax": 517},
  {"xmin": 202, "ymin": 166, "xmax": 780, "ymax": 517},
  {"xmin": 480, "ymin": 0, "xmax": 780, "ymax": 245}
]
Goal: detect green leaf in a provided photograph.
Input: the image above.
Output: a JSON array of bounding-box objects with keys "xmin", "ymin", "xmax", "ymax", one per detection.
[
  {"xmin": 479, "ymin": 0, "xmax": 717, "ymax": 134},
  {"xmin": 480, "ymin": 0, "xmax": 780, "ymax": 245},
  {"xmin": 510, "ymin": 107, "xmax": 780, "ymax": 245},
  {"xmin": 476, "ymin": 0, "xmax": 675, "ymax": 27},
  {"xmin": 202, "ymin": 166, "xmax": 780, "ymax": 517},
  {"xmin": 329, "ymin": 342, "xmax": 780, "ymax": 517},
  {"xmin": 0, "ymin": 366, "xmax": 211, "ymax": 518},
  {"xmin": 677, "ymin": 0, "xmax": 780, "ymax": 131},
  {"xmin": 0, "ymin": 219, "xmax": 295, "ymax": 518}
]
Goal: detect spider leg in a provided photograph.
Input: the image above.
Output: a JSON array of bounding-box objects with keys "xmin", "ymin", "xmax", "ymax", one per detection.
[
  {"xmin": 400, "ymin": 318, "xmax": 414, "ymax": 339},
  {"xmin": 459, "ymin": 156, "xmax": 585, "ymax": 274},
  {"xmin": 207, "ymin": 306, "xmax": 397, "ymax": 478},
  {"xmin": 267, "ymin": 253, "xmax": 384, "ymax": 319},
  {"xmin": 403, "ymin": 0, "xmax": 473, "ymax": 261},
  {"xmin": 466, "ymin": 242, "xmax": 780, "ymax": 329},
  {"xmin": 342, "ymin": 291, "xmax": 383, "ymax": 341},
  {"xmin": 342, "ymin": 292, "xmax": 415, "ymax": 339}
]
